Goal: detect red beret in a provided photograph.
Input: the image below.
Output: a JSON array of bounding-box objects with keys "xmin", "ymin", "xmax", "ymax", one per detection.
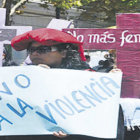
[{"xmin": 11, "ymin": 28, "xmax": 86, "ymax": 61}]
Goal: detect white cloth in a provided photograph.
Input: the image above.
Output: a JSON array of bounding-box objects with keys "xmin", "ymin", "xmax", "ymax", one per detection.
[
  {"xmin": 120, "ymin": 98, "xmax": 140, "ymax": 130},
  {"xmin": 22, "ymin": 55, "xmax": 32, "ymax": 65}
]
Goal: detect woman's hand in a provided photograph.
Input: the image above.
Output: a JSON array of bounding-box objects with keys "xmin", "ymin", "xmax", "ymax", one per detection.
[
  {"xmin": 37, "ymin": 64, "xmax": 50, "ymax": 69},
  {"xmin": 53, "ymin": 131, "xmax": 68, "ymax": 138},
  {"xmin": 109, "ymin": 68, "xmax": 122, "ymax": 73}
]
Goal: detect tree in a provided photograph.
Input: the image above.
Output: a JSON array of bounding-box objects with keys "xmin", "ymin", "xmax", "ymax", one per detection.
[
  {"xmin": 1, "ymin": 0, "xmax": 28, "ymax": 25},
  {"xmin": 42, "ymin": 0, "xmax": 94, "ymax": 19},
  {"xmin": 2, "ymin": 0, "xmax": 13, "ymax": 25},
  {"xmin": 10, "ymin": 0, "xmax": 27, "ymax": 16},
  {"xmin": 80, "ymin": 0, "xmax": 140, "ymax": 22}
]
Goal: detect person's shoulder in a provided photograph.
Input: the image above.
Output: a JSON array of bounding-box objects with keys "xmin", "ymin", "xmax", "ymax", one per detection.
[{"xmin": 85, "ymin": 68, "xmax": 96, "ymax": 72}]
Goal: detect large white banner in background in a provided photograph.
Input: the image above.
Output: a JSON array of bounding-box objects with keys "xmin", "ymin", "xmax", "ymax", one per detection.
[{"xmin": 0, "ymin": 66, "xmax": 122, "ymax": 138}]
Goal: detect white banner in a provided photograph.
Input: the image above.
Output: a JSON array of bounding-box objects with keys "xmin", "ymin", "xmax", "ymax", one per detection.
[
  {"xmin": 47, "ymin": 18, "xmax": 73, "ymax": 30},
  {"xmin": 0, "ymin": 66, "xmax": 122, "ymax": 138},
  {"xmin": 0, "ymin": 26, "xmax": 32, "ymax": 44}
]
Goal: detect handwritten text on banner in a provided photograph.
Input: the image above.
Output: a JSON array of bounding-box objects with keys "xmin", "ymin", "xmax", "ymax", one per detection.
[{"xmin": 0, "ymin": 66, "xmax": 122, "ymax": 138}]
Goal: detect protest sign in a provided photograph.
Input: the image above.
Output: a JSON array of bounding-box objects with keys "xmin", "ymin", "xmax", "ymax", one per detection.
[
  {"xmin": 63, "ymin": 28, "xmax": 140, "ymax": 98},
  {"xmin": 0, "ymin": 26, "xmax": 32, "ymax": 65},
  {"xmin": 47, "ymin": 18, "xmax": 73, "ymax": 30},
  {"xmin": 0, "ymin": 66, "xmax": 122, "ymax": 138},
  {"xmin": 117, "ymin": 13, "xmax": 140, "ymax": 29},
  {"xmin": 0, "ymin": 8, "xmax": 32, "ymax": 66}
]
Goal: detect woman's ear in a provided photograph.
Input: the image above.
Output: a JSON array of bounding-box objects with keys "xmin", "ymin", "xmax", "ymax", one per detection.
[{"xmin": 61, "ymin": 50, "xmax": 67, "ymax": 58}]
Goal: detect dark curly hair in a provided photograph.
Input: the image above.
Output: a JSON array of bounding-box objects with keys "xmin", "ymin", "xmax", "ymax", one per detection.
[{"xmin": 55, "ymin": 43, "xmax": 90, "ymax": 70}]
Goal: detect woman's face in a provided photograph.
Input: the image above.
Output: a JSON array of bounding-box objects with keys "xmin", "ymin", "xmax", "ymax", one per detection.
[{"xmin": 29, "ymin": 42, "xmax": 66, "ymax": 68}]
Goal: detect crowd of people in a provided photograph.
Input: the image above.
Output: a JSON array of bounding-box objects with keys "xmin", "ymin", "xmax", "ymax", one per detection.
[
  {"xmin": 1, "ymin": 28, "xmax": 139, "ymax": 140},
  {"xmin": 85, "ymin": 49, "xmax": 116, "ymax": 73},
  {"xmin": 8, "ymin": 28, "xmax": 123, "ymax": 140}
]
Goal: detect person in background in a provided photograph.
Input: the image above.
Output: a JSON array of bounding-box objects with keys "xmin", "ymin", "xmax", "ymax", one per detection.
[
  {"xmin": 93, "ymin": 59, "xmax": 114, "ymax": 72},
  {"xmin": 10, "ymin": 28, "xmax": 123, "ymax": 140},
  {"xmin": 85, "ymin": 55, "xmax": 91, "ymax": 63},
  {"xmin": 2, "ymin": 49, "xmax": 17, "ymax": 66},
  {"xmin": 93, "ymin": 50, "xmax": 117, "ymax": 73}
]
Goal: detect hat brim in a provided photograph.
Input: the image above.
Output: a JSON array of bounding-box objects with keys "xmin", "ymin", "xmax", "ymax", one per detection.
[{"xmin": 11, "ymin": 28, "xmax": 86, "ymax": 61}]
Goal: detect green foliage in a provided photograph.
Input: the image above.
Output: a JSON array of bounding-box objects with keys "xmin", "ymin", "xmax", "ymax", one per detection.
[
  {"xmin": 12, "ymin": 0, "xmax": 21, "ymax": 5},
  {"xmin": 41, "ymin": 0, "xmax": 140, "ymax": 20},
  {"xmin": 41, "ymin": 0, "xmax": 92, "ymax": 18},
  {"xmin": 42, "ymin": 0, "xmax": 92, "ymax": 9},
  {"xmin": 81, "ymin": 0, "xmax": 140, "ymax": 22},
  {"xmin": 11, "ymin": 0, "xmax": 140, "ymax": 22}
]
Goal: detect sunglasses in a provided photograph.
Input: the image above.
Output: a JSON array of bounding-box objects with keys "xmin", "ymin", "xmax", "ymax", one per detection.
[{"xmin": 27, "ymin": 45, "xmax": 57, "ymax": 54}]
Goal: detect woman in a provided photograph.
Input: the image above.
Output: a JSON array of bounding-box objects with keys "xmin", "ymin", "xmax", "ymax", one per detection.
[{"xmin": 10, "ymin": 28, "xmax": 124, "ymax": 140}]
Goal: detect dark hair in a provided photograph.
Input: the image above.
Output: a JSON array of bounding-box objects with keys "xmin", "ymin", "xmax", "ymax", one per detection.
[
  {"xmin": 56, "ymin": 43, "xmax": 90, "ymax": 70},
  {"xmin": 2, "ymin": 49, "xmax": 18, "ymax": 66},
  {"xmin": 85, "ymin": 55, "xmax": 90, "ymax": 60},
  {"xmin": 94, "ymin": 59, "xmax": 114, "ymax": 72}
]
